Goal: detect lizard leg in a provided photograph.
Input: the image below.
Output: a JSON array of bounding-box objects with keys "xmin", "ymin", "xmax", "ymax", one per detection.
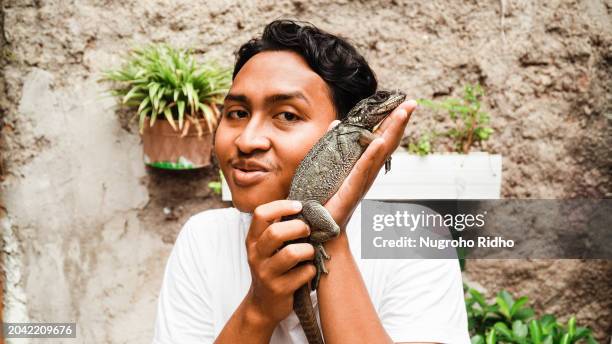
[
  {"xmin": 312, "ymin": 244, "xmax": 327, "ymax": 290},
  {"xmin": 301, "ymin": 200, "xmax": 340, "ymax": 243},
  {"xmin": 301, "ymin": 200, "xmax": 340, "ymax": 290},
  {"xmin": 318, "ymin": 244, "xmax": 330, "ymax": 260},
  {"xmin": 358, "ymin": 131, "xmax": 392, "ymax": 173}
]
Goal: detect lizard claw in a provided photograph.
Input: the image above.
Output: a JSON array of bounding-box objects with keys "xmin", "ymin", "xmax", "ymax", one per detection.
[
  {"xmin": 384, "ymin": 156, "xmax": 392, "ymax": 174},
  {"xmin": 311, "ymin": 244, "xmax": 329, "ymax": 290}
]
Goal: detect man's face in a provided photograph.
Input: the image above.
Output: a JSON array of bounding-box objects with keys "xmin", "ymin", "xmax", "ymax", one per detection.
[{"xmin": 214, "ymin": 51, "xmax": 336, "ymax": 213}]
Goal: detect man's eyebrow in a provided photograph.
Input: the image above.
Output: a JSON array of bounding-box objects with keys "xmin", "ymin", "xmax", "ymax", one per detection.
[
  {"xmin": 224, "ymin": 93, "xmax": 249, "ymax": 105},
  {"xmin": 223, "ymin": 92, "xmax": 311, "ymax": 107},
  {"xmin": 264, "ymin": 91, "xmax": 310, "ymax": 106}
]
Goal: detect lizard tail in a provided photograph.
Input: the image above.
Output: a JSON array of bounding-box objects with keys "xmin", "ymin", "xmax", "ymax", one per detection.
[{"xmin": 294, "ymin": 284, "xmax": 324, "ymax": 344}]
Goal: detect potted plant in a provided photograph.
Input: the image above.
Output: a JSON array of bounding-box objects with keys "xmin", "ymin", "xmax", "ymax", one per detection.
[
  {"xmin": 365, "ymin": 84, "xmax": 502, "ymax": 200},
  {"xmin": 102, "ymin": 43, "xmax": 231, "ymax": 170}
]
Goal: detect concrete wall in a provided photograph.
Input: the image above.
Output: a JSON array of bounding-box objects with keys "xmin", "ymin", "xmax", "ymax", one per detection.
[{"xmin": 0, "ymin": 0, "xmax": 610, "ymax": 342}]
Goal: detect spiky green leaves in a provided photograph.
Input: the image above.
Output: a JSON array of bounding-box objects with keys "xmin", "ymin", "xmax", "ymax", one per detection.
[{"xmin": 102, "ymin": 43, "xmax": 231, "ymax": 135}]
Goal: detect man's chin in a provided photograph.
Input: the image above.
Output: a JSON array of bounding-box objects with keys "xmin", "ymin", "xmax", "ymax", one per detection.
[
  {"xmin": 230, "ymin": 186, "xmax": 267, "ymax": 213},
  {"xmin": 229, "ymin": 185, "xmax": 282, "ymax": 214},
  {"xmin": 232, "ymin": 197, "xmax": 257, "ymax": 213}
]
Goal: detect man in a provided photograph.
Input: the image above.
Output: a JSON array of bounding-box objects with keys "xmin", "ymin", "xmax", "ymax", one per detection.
[{"xmin": 153, "ymin": 20, "xmax": 469, "ymax": 344}]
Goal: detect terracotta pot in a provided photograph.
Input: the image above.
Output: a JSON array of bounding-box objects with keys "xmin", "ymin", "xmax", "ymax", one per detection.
[{"xmin": 140, "ymin": 117, "xmax": 214, "ymax": 170}]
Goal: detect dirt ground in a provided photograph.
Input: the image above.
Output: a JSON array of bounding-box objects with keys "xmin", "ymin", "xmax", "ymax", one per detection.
[{"xmin": 0, "ymin": 0, "xmax": 610, "ymax": 342}]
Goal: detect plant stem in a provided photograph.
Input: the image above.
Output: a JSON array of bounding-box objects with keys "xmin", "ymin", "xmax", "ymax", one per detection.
[{"xmin": 463, "ymin": 112, "xmax": 476, "ymax": 154}]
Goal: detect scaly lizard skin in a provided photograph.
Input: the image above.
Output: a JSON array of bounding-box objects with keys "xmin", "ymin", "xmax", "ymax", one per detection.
[{"xmin": 282, "ymin": 90, "xmax": 406, "ymax": 344}]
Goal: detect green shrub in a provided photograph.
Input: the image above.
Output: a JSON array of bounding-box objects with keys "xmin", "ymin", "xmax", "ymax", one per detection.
[
  {"xmin": 464, "ymin": 286, "xmax": 598, "ymax": 344},
  {"xmin": 406, "ymin": 131, "xmax": 435, "ymax": 156},
  {"xmin": 101, "ymin": 43, "xmax": 231, "ymax": 136},
  {"xmin": 414, "ymin": 84, "xmax": 494, "ymax": 154}
]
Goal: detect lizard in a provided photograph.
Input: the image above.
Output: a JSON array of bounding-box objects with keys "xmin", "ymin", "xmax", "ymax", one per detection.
[{"xmin": 281, "ymin": 90, "xmax": 407, "ymax": 344}]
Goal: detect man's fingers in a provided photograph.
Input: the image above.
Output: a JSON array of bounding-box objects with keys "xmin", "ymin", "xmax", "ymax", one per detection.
[
  {"xmin": 248, "ymin": 200, "xmax": 303, "ymax": 241},
  {"xmin": 267, "ymin": 243, "xmax": 315, "ymax": 274},
  {"xmin": 256, "ymin": 219, "xmax": 310, "ymax": 257},
  {"xmin": 376, "ymin": 108, "xmax": 408, "ymax": 161},
  {"xmin": 281, "ymin": 263, "xmax": 317, "ymax": 292}
]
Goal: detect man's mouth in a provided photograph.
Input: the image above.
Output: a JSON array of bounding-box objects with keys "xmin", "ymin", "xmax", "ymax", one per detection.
[{"xmin": 230, "ymin": 160, "xmax": 271, "ymax": 187}]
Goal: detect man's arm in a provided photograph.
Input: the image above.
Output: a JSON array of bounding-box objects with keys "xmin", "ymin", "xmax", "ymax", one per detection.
[
  {"xmin": 318, "ymin": 232, "xmax": 393, "ymax": 343},
  {"xmin": 319, "ymin": 235, "xmax": 438, "ymax": 344}
]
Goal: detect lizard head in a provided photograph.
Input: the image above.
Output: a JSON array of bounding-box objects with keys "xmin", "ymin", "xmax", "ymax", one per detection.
[{"xmin": 344, "ymin": 90, "xmax": 407, "ymax": 130}]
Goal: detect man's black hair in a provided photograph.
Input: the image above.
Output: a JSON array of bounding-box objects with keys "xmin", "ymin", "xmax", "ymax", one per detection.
[{"xmin": 232, "ymin": 19, "xmax": 378, "ymax": 119}]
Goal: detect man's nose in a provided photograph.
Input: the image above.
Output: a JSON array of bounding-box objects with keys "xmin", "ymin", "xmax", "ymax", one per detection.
[{"xmin": 234, "ymin": 116, "xmax": 271, "ymax": 154}]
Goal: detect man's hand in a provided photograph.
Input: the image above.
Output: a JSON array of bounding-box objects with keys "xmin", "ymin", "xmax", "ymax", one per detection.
[
  {"xmin": 325, "ymin": 99, "xmax": 417, "ymax": 229},
  {"xmin": 243, "ymin": 200, "xmax": 316, "ymax": 327}
]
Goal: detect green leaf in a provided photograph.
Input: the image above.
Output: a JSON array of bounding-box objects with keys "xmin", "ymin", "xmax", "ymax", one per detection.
[
  {"xmin": 540, "ymin": 315, "xmax": 556, "ymax": 329},
  {"xmin": 149, "ymin": 82, "xmax": 160, "ymax": 107},
  {"xmin": 184, "ymin": 82, "xmax": 194, "ymax": 110},
  {"xmin": 475, "ymin": 126, "xmax": 493, "ymax": 140},
  {"xmin": 486, "ymin": 329, "xmax": 496, "ymax": 344},
  {"xmin": 163, "ymin": 106, "xmax": 177, "ymax": 131},
  {"xmin": 499, "ymin": 291, "xmax": 515, "ymax": 309},
  {"xmin": 513, "ymin": 308, "xmax": 535, "ymax": 321},
  {"xmin": 122, "ymin": 86, "xmax": 144, "ymax": 104},
  {"xmin": 137, "ymin": 97, "xmax": 151, "ymax": 114},
  {"xmin": 157, "ymin": 99, "xmax": 167, "ymax": 114},
  {"xmin": 154, "ymin": 86, "xmax": 166, "ymax": 111},
  {"xmin": 573, "ymin": 327, "xmax": 591, "ymax": 340},
  {"xmin": 586, "ymin": 334, "xmax": 598, "ymax": 344},
  {"xmin": 150, "ymin": 109, "xmax": 158, "ymax": 127},
  {"xmin": 542, "ymin": 335, "xmax": 553, "ymax": 344},
  {"xmin": 560, "ymin": 333, "xmax": 570, "ymax": 344},
  {"xmin": 177, "ymin": 100, "xmax": 185, "ymax": 130},
  {"xmin": 138, "ymin": 106, "xmax": 151, "ymax": 134},
  {"xmin": 199, "ymin": 102, "xmax": 215, "ymax": 132},
  {"xmin": 567, "ymin": 316, "xmax": 576, "ymax": 338},
  {"xmin": 495, "ymin": 295, "xmax": 511, "ymax": 320},
  {"xmin": 471, "ymin": 335, "xmax": 485, "ymax": 344},
  {"xmin": 512, "ymin": 320, "xmax": 528, "ymax": 339},
  {"xmin": 510, "ymin": 296, "xmax": 529, "ymax": 317},
  {"xmin": 493, "ymin": 322, "xmax": 513, "ymax": 339},
  {"xmin": 529, "ymin": 319, "xmax": 542, "ymax": 344},
  {"xmin": 208, "ymin": 181, "xmax": 222, "ymax": 195}
]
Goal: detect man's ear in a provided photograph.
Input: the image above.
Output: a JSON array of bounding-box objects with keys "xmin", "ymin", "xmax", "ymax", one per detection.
[{"xmin": 327, "ymin": 120, "xmax": 341, "ymax": 132}]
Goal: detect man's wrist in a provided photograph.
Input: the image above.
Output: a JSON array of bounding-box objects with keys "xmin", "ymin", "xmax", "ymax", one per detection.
[
  {"xmin": 215, "ymin": 295, "xmax": 276, "ymax": 344},
  {"xmin": 241, "ymin": 294, "xmax": 277, "ymax": 335}
]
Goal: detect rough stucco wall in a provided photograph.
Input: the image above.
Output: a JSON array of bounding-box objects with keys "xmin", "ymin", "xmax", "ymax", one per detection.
[{"xmin": 0, "ymin": 0, "xmax": 610, "ymax": 343}]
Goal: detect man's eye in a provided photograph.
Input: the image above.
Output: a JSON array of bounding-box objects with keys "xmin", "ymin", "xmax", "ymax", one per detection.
[
  {"xmin": 276, "ymin": 112, "xmax": 300, "ymax": 122},
  {"xmin": 226, "ymin": 110, "xmax": 249, "ymax": 119}
]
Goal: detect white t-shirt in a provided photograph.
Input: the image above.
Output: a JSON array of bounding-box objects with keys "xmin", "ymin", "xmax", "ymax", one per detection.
[{"xmin": 152, "ymin": 203, "xmax": 470, "ymax": 344}]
